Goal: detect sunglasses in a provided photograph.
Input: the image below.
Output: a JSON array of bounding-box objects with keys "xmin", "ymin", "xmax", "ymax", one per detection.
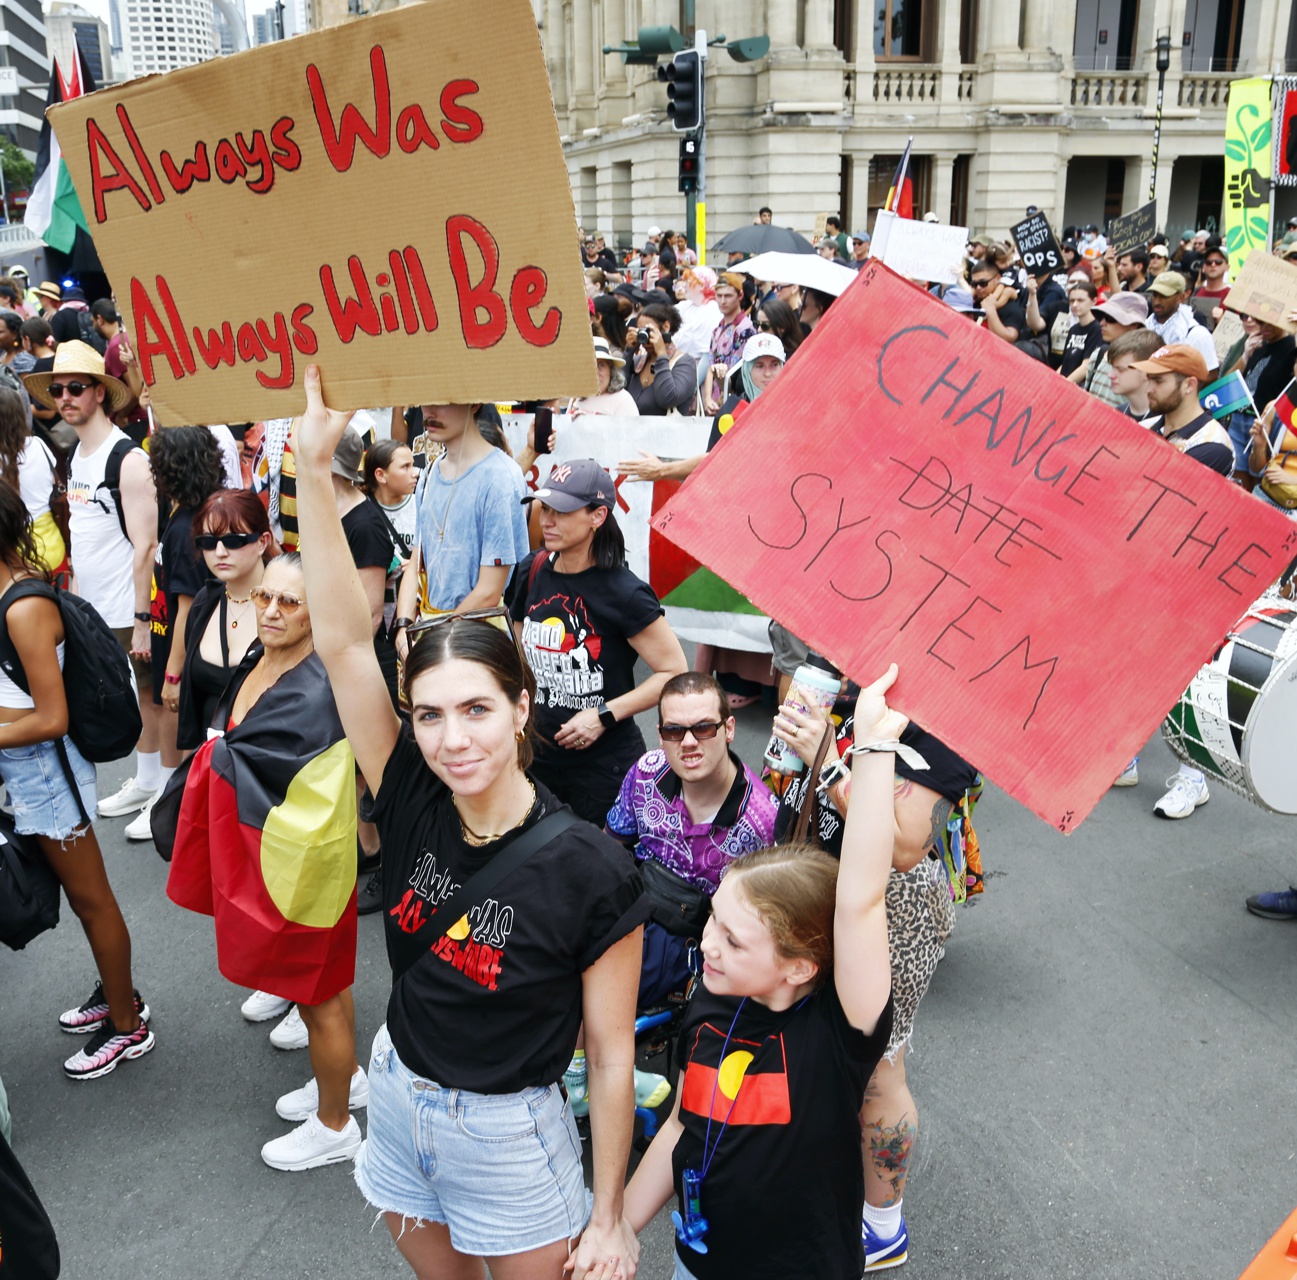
[
  {"xmin": 1204, "ymin": 259, "xmax": 1226, "ymax": 266},
  {"xmin": 48, "ymin": 381, "xmax": 95, "ymax": 398},
  {"xmin": 658, "ymin": 720, "xmax": 724, "ymax": 742},
  {"xmin": 194, "ymin": 532, "xmax": 260, "ymax": 551},
  {"xmin": 756, "ymin": 320, "xmax": 774, "ymax": 331},
  {"xmin": 399, "ymin": 606, "xmax": 527, "ymax": 709},
  {"xmin": 249, "ymin": 586, "xmax": 304, "ymax": 613}
]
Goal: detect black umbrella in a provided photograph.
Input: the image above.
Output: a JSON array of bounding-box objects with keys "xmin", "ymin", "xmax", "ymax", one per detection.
[{"xmin": 712, "ymin": 224, "xmax": 816, "ymax": 256}]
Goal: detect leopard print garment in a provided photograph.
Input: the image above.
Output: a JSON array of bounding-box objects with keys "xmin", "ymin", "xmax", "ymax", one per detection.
[{"xmin": 883, "ymin": 856, "xmax": 955, "ymax": 1062}]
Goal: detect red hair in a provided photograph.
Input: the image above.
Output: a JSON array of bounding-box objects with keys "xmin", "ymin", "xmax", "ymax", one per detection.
[{"xmin": 194, "ymin": 488, "xmax": 279, "ymax": 563}]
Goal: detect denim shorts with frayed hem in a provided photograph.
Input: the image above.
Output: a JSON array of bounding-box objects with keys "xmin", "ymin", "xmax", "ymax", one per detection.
[
  {"xmin": 0, "ymin": 735, "xmax": 96, "ymax": 842},
  {"xmin": 354, "ymin": 1025, "xmax": 592, "ymax": 1258}
]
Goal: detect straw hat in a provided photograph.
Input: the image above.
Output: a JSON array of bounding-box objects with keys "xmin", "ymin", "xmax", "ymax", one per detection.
[
  {"xmin": 24, "ymin": 340, "xmax": 133, "ymax": 414},
  {"xmin": 591, "ymin": 336, "xmax": 625, "ymax": 366},
  {"xmin": 34, "ymin": 280, "xmax": 62, "ymax": 304}
]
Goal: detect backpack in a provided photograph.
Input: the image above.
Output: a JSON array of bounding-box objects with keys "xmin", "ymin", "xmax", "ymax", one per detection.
[
  {"xmin": 0, "ymin": 807, "xmax": 61, "ymax": 950},
  {"xmin": 73, "ymin": 436, "xmax": 135, "ymax": 539},
  {"xmin": 77, "ymin": 309, "xmax": 107, "ymax": 354},
  {"xmin": 0, "ymin": 578, "xmax": 142, "ymax": 763}
]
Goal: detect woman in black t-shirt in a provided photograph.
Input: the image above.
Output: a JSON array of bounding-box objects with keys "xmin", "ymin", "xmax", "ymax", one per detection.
[
  {"xmin": 510, "ymin": 458, "xmax": 687, "ymax": 824},
  {"xmin": 292, "ymin": 372, "xmax": 648, "ymax": 1280},
  {"xmin": 623, "ymin": 666, "xmax": 902, "ymax": 1280}
]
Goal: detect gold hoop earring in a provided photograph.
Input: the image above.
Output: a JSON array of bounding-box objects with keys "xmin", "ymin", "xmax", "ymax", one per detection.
[{"xmin": 516, "ymin": 729, "xmax": 526, "ymax": 744}]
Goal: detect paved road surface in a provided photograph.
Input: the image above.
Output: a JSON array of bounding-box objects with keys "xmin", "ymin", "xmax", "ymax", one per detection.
[{"xmin": 3, "ymin": 696, "xmax": 1295, "ymax": 1279}]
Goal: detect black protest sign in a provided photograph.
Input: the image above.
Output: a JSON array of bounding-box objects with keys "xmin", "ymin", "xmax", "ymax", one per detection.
[
  {"xmin": 1108, "ymin": 201, "xmax": 1158, "ymax": 257},
  {"xmin": 1010, "ymin": 213, "xmax": 1063, "ymax": 278}
]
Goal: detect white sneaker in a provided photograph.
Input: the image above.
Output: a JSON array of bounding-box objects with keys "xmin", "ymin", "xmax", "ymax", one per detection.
[
  {"xmin": 1154, "ymin": 773, "xmax": 1210, "ymax": 819},
  {"xmin": 241, "ymin": 990, "xmax": 293, "ymax": 1023},
  {"xmin": 98, "ymin": 778, "xmax": 157, "ymax": 818},
  {"xmin": 269, "ymin": 1005, "xmax": 309, "ymax": 1050},
  {"xmin": 124, "ymin": 793, "xmax": 159, "ymax": 841},
  {"xmin": 260, "ymin": 1112, "xmax": 361, "ymax": 1171},
  {"xmin": 276, "ymin": 1067, "xmax": 369, "ymax": 1121},
  {"xmin": 1111, "ymin": 758, "xmax": 1139, "ymax": 788}
]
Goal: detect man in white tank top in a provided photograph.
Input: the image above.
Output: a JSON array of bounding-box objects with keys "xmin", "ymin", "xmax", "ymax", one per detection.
[{"xmin": 24, "ymin": 341, "xmax": 164, "ymax": 818}]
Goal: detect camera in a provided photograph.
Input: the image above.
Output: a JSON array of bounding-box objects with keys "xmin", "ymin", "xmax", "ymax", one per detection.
[{"xmin": 636, "ymin": 328, "xmax": 652, "ymax": 343}]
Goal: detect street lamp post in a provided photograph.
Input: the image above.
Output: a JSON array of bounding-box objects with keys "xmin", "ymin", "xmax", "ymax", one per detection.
[{"xmin": 1149, "ymin": 29, "xmax": 1172, "ymax": 203}]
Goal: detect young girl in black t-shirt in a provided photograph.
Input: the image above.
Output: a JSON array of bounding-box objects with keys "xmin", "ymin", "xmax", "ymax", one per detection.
[
  {"xmin": 621, "ymin": 666, "xmax": 903, "ymax": 1280},
  {"xmin": 292, "ymin": 371, "xmax": 648, "ymax": 1280}
]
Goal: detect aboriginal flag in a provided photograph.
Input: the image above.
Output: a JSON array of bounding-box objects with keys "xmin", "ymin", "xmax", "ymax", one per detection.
[
  {"xmin": 1275, "ymin": 379, "xmax": 1297, "ymax": 433},
  {"xmin": 679, "ymin": 1020, "xmax": 792, "ymax": 1126},
  {"xmin": 167, "ymin": 652, "xmax": 358, "ymax": 1005}
]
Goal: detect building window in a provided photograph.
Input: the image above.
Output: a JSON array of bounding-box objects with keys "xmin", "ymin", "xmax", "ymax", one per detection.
[
  {"xmin": 867, "ymin": 154, "xmax": 932, "ymax": 222},
  {"xmin": 950, "ymin": 154, "xmax": 971, "ymax": 226},
  {"xmin": 1073, "ymin": 0, "xmax": 1139, "ymax": 71},
  {"xmin": 875, "ymin": 0, "xmax": 928, "ymax": 60},
  {"xmin": 1182, "ymin": 0, "xmax": 1246, "ymax": 72},
  {"xmin": 959, "ymin": 0, "xmax": 978, "ymax": 62}
]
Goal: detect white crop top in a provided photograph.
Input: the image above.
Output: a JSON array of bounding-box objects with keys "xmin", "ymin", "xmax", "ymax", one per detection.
[{"xmin": 0, "ymin": 641, "xmax": 66, "ymax": 710}]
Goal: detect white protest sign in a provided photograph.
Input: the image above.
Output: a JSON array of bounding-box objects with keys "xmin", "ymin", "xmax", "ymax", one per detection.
[
  {"xmin": 870, "ymin": 212, "xmax": 967, "ymax": 285},
  {"xmin": 500, "ymin": 414, "xmax": 773, "ymax": 653}
]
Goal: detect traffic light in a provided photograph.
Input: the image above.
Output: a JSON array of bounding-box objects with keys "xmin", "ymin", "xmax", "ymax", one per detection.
[
  {"xmin": 658, "ymin": 50, "xmax": 702, "ymax": 132},
  {"xmin": 678, "ymin": 136, "xmax": 698, "ymax": 193}
]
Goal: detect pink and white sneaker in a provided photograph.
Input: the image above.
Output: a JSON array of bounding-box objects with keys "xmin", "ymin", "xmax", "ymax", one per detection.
[
  {"xmin": 64, "ymin": 1019, "xmax": 155, "ymax": 1080},
  {"xmin": 58, "ymin": 981, "xmax": 150, "ymax": 1035}
]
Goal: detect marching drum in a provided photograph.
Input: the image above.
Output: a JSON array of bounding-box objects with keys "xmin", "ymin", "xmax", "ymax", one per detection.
[{"xmin": 1162, "ymin": 597, "xmax": 1297, "ymax": 814}]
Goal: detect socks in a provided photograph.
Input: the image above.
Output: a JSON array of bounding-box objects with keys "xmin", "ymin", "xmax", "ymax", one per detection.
[
  {"xmin": 862, "ymin": 1198, "xmax": 903, "ymax": 1239},
  {"xmin": 157, "ymin": 764, "xmax": 176, "ymax": 791},
  {"xmin": 136, "ymin": 751, "xmax": 162, "ymax": 792}
]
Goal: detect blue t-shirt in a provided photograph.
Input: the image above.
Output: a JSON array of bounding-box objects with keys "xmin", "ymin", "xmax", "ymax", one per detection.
[{"xmin": 416, "ymin": 449, "xmax": 529, "ymax": 610}]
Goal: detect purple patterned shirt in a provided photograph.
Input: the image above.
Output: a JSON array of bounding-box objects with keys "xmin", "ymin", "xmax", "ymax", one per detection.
[
  {"xmin": 709, "ymin": 312, "xmax": 755, "ymax": 369},
  {"xmin": 606, "ymin": 749, "xmax": 778, "ymax": 894}
]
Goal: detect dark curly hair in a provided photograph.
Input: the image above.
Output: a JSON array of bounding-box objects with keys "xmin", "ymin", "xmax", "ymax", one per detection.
[{"xmin": 150, "ymin": 426, "xmax": 224, "ymax": 512}]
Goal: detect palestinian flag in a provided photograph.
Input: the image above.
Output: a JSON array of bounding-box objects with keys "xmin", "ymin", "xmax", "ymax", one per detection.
[
  {"xmin": 167, "ymin": 651, "xmax": 358, "ymax": 1005},
  {"xmin": 25, "ymin": 49, "xmax": 97, "ymax": 254}
]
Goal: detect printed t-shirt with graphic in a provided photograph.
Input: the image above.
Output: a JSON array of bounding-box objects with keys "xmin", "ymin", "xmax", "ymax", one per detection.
[
  {"xmin": 509, "ymin": 552, "xmax": 663, "ymax": 766},
  {"xmin": 671, "ymin": 982, "xmax": 894, "ymax": 1279},
  {"xmin": 1161, "ymin": 410, "xmax": 1234, "ymax": 475},
  {"xmin": 371, "ymin": 729, "xmax": 649, "ymax": 1093},
  {"xmin": 416, "ymin": 449, "xmax": 529, "ymax": 611},
  {"xmin": 606, "ymin": 748, "xmax": 777, "ymax": 893},
  {"xmin": 774, "ymin": 707, "xmax": 979, "ymax": 854},
  {"xmin": 150, "ymin": 506, "xmax": 214, "ymax": 685},
  {"xmin": 342, "ymin": 496, "xmax": 400, "ymax": 580},
  {"xmin": 67, "ymin": 427, "xmax": 144, "ymax": 628},
  {"xmin": 1058, "ymin": 317, "xmax": 1103, "ymax": 378},
  {"xmin": 375, "ymin": 493, "xmax": 416, "ymax": 632}
]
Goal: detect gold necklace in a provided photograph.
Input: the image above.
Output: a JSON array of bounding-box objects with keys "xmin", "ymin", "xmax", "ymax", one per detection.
[
  {"xmin": 453, "ymin": 780, "xmax": 536, "ymax": 846},
  {"xmin": 225, "ymin": 589, "xmax": 254, "ymax": 629}
]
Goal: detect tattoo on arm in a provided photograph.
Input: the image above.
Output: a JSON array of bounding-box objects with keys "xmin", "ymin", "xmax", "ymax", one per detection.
[
  {"xmin": 893, "ymin": 777, "xmax": 915, "ymax": 800},
  {"xmin": 925, "ymin": 797, "xmax": 954, "ymax": 855}
]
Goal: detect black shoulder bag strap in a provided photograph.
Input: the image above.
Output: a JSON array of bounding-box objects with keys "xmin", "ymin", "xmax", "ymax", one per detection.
[{"xmin": 393, "ymin": 808, "xmax": 580, "ymax": 982}]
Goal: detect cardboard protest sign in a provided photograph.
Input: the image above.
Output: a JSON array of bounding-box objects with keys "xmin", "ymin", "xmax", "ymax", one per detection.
[
  {"xmin": 1224, "ymin": 252, "xmax": 1297, "ymax": 334},
  {"xmin": 1212, "ymin": 309, "xmax": 1246, "ymax": 362},
  {"xmin": 1009, "ymin": 212, "xmax": 1062, "ymax": 278},
  {"xmin": 48, "ymin": 0, "xmax": 595, "ymax": 424},
  {"xmin": 875, "ymin": 217, "xmax": 968, "ymax": 287},
  {"xmin": 500, "ymin": 415, "xmax": 772, "ymax": 652},
  {"xmin": 650, "ymin": 260, "xmax": 1297, "ymax": 832},
  {"xmin": 1107, "ymin": 200, "xmax": 1157, "ymax": 256}
]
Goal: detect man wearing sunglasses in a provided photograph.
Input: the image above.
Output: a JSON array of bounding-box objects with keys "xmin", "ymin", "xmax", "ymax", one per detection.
[
  {"xmin": 605, "ymin": 671, "xmax": 777, "ymax": 1008},
  {"xmin": 24, "ymin": 342, "xmax": 163, "ymax": 820}
]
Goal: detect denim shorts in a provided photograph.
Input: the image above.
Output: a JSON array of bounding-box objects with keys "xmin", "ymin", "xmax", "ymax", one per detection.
[
  {"xmin": 354, "ymin": 1025, "xmax": 592, "ymax": 1257},
  {"xmin": 0, "ymin": 734, "xmax": 96, "ymax": 841}
]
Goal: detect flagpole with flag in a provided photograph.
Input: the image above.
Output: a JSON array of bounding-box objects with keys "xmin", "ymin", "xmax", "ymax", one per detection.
[{"xmin": 885, "ymin": 138, "xmax": 914, "ymax": 219}]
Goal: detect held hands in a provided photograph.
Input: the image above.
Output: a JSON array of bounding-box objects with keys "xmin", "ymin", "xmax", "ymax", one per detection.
[
  {"xmin": 564, "ymin": 1217, "xmax": 640, "ymax": 1280},
  {"xmin": 853, "ymin": 663, "xmax": 909, "ymax": 746},
  {"xmin": 294, "ymin": 364, "xmax": 356, "ymax": 470},
  {"xmin": 555, "ymin": 707, "xmax": 605, "ymax": 751},
  {"xmin": 771, "ymin": 700, "xmax": 836, "ymax": 769}
]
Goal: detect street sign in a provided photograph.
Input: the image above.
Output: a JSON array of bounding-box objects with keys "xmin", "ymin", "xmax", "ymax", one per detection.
[{"xmin": 0, "ymin": 67, "xmax": 19, "ymax": 97}]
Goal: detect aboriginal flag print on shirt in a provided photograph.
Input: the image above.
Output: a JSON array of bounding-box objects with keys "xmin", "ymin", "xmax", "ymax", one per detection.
[
  {"xmin": 167, "ymin": 651, "xmax": 357, "ymax": 1006},
  {"xmin": 671, "ymin": 985, "xmax": 893, "ymax": 1280}
]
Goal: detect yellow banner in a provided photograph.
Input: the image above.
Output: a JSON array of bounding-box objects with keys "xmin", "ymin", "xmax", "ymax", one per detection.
[{"xmin": 1223, "ymin": 77, "xmax": 1272, "ymax": 267}]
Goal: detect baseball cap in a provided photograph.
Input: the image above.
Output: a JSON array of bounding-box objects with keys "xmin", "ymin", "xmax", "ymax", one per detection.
[
  {"xmin": 646, "ymin": 226, "xmax": 663, "ymax": 240},
  {"xmin": 1132, "ymin": 343, "xmax": 1210, "ymax": 382},
  {"xmin": 1148, "ymin": 243, "xmax": 1170, "ymax": 257},
  {"xmin": 740, "ymin": 332, "xmax": 786, "ymax": 364},
  {"xmin": 1147, "ymin": 271, "xmax": 1188, "ymax": 296},
  {"xmin": 641, "ymin": 241, "xmax": 658, "ymax": 255},
  {"xmin": 331, "ymin": 426, "xmax": 364, "ymax": 486},
  {"xmin": 851, "ymin": 230, "xmax": 871, "ymax": 242},
  {"xmin": 522, "ymin": 458, "xmax": 615, "ymax": 513},
  {"xmin": 1287, "ymin": 216, "xmax": 1297, "ymax": 227},
  {"xmin": 1093, "ymin": 292, "xmax": 1149, "ymax": 324}
]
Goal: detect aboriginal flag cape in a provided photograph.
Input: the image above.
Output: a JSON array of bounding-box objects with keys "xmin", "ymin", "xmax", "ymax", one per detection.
[{"xmin": 167, "ymin": 651, "xmax": 358, "ymax": 1005}]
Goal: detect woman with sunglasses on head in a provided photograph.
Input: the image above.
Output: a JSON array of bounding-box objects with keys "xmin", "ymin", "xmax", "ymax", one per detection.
[
  {"xmin": 292, "ymin": 370, "xmax": 649, "ymax": 1280},
  {"xmin": 168, "ymin": 548, "xmax": 365, "ymax": 1172},
  {"xmin": 513, "ymin": 460, "xmax": 687, "ymax": 825}
]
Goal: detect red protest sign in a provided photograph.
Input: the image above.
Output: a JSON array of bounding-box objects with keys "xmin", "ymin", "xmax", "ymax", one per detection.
[{"xmin": 652, "ymin": 261, "xmax": 1297, "ymax": 831}]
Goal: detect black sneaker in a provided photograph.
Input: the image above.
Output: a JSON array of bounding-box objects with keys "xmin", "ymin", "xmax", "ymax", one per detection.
[
  {"xmin": 58, "ymin": 982, "xmax": 150, "ymax": 1035},
  {"xmin": 357, "ymin": 872, "xmax": 384, "ymax": 916},
  {"xmin": 64, "ymin": 1018, "xmax": 155, "ymax": 1080}
]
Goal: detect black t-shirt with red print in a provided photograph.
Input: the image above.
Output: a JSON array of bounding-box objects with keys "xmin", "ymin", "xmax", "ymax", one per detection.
[
  {"xmin": 509, "ymin": 552, "xmax": 663, "ymax": 770},
  {"xmin": 371, "ymin": 728, "xmax": 649, "ymax": 1093},
  {"xmin": 671, "ymin": 983, "xmax": 893, "ymax": 1279}
]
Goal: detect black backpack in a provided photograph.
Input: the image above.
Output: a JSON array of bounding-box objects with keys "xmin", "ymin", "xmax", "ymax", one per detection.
[
  {"xmin": 0, "ymin": 808, "xmax": 60, "ymax": 950},
  {"xmin": 0, "ymin": 578, "xmax": 142, "ymax": 764},
  {"xmin": 73, "ymin": 436, "xmax": 135, "ymax": 539},
  {"xmin": 76, "ymin": 309, "xmax": 107, "ymax": 354}
]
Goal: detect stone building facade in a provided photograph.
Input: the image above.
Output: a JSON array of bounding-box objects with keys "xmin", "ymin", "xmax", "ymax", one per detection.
[{"xmin": 539, "ymin": 0, "xmax": 1297, "ymax": 254}]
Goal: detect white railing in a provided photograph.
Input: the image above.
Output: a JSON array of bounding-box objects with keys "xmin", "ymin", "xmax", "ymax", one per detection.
[
  {"xmin": 1178, "ymin": 75, "xmax": 1236, "ymax": 109},
  {"xmin": 1070, "ymin": 74, "xmax": 1143, "ymax": 107},
  {"xmin": 872, "ymin": 67, "xmax": 939, "ymax": 104},
  {"xmin": 0, "ymin": 224, "xmax": 42, "ymax": 246}
]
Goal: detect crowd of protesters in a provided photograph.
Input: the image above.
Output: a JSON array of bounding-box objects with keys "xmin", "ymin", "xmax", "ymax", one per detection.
[{"xmin": 1, "ymin": 200, "xmax": 1296, "ymax": 1280}]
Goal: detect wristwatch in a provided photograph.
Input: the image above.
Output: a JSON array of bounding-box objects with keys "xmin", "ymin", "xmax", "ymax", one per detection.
[
  {"xmin": 597, "ymin": 702, "xmax": 618, "ymax": 730},
  {"xmin": 134, "ymin": 611, "xmax": 151, "ymax": 622},
  {"xmin": 163, "ymin": 672, "xmax": 182, "ymax": 686}
]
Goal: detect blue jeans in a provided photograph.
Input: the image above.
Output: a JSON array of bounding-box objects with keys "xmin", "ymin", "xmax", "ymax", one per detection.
[{"xmin": 0, "ymin": 735, "xmax": 96, "ymax": 842}]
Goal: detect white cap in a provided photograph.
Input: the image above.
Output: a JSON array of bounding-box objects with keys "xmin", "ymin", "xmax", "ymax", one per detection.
[
  {"xmin": 741, "ymin": 332, "xmax": 786, "ymax": 364},
  {"xmin": 646, "ymin": 225, "xmax": 662, "ymax": 239}
]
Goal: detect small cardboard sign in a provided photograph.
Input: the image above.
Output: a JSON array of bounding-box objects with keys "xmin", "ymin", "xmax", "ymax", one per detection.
[
  {"xmin": 1009, "ymin": 212, "xmax": 1062, "ymax": 278},
  {"xmin": 48, "ymin": 0, "xmax": 596, "ymax": 424},
  {"xmin": 650, "ymin": 261, "xmax": 1297, "ymax": 832},
  {"xmin": 1107, "ymin": 200, "xmax": 1158, "ymax": 257},
  {"xmin": 813, "ymin": 212, "xmax": 832, "ymax": 241},
  {"xmin": 1212, "ymin": 309, "xmax": 1247, "ymax": 362},
  {"xmin": 875, "ymin": 217, "xmax": 968, "ymax": 287},
  {"xmin": 1224, "ymin": 252, "xmax": 1297, "ymax": 334}
]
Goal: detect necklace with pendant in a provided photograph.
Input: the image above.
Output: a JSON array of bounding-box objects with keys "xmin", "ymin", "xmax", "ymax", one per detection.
[{"xmin": 226, "ymin": 589, "xmax": 253, "ymax": 629}]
